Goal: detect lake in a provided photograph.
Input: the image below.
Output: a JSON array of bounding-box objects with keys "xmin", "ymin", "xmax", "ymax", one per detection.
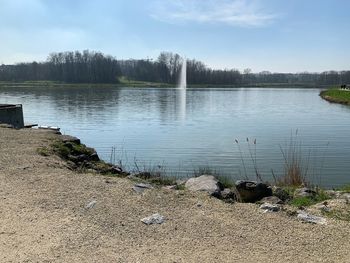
[{"xmin": 0, "ymin": 85, "xmax": 349, "ymax": 187}]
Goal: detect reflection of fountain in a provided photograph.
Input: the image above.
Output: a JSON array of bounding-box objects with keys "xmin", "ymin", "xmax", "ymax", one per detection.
[
  {"xmin": 178, "ymin": 57, "xmax": 187, "ymax": 90},
  {"xmin": 178, "ymin": 87, "xmax": 186, "ymax": 121}
]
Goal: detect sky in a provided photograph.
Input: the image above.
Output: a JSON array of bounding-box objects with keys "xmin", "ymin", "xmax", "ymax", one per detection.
[{"xmin": 0, "ymin": 0, "xmax": 349, "ymax": 72}]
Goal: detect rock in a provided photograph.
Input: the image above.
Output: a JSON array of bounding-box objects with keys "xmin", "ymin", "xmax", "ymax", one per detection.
[
  {"xmin": 185, "ymin": 175, "xmax": 222, "ymax": 194},
  {"xmin": 297, "ymin": 211, "xmax": 327, "ymax": 225},
  {"xmin": 294, "ymin": 188, "xmax": 316, "ymax": 198},
  {"xmin": 65, "ymin": 160, "xmax": 77, "ymax": 170},
  {"xmin": 314, "ymin": 202, "xmax": 331, "ymax": 213},
  {"xmin": 235, "ymin": 180, "xmax": 272, "ymax": 203},
  {"xmin": 134, "ymin": 172, "xmax": 152, "ymax": 179},
  {"xmin": 64, "ymin": 142, "xmax": 74, "ymax": 149},
  {"xmin": 272, "ymin": 186, "xmax": 291, "ymax": 202},
  {"xmin": 176, "ymin": 179, "xmax": 186, "ymax": 186},
  {"xmin": 133, "ymin": 183, "xmax": 153, "ymax": 193},
  {"xmin": 77, "ymin": 154, "xmax": 89, "ymax": 162},
  {"xmin": 284, "ymin": 206, "xmax": 298, "ymax": 217},
  {"xmin": 60, "ymin": 135, "xmax": 80, "ymax": 144},
  {"xmin": 89, "ymin": 153, "xmax": 100, "ymax": 162},
  {"xmin": 141, "ymin": 213, "xmax": 165, "ymax": 225},
  {"xmin": 110, "ymin": 165, "xmax": 123, "ymax": 174},
  {"xmin": 162, "ymin": 185, "xmax": 177, "ymax": 190},
  {"xmin": 311, "ymin": 199, "xmax": 349, "ymax": 215},
  {"xmin": 67, "ymin": 154, "xmax": 89, "ymax": 163},
  {"xmin": 217, "ymin": 188, "xmax": 236, "ymax": 203},
  {"xmin": 325, "ymin": 190, "xmax": 342, "ymax": 199},
  {"xmin": 260, "ymin": 203, "xmax": 280, "ymax": 212},
  {"xmin": 340, "ymin": 193, "xmax": 350, "ymax": 203},
  {"xmin": 85, "ymin": 200, "xmax": 97, "ymax": 209},
  {"xmin": 259, "ymin": 196, "xmax": 283, "ymax": 204},
  {"xmin": 67, "ymin": 154, "xmax": 78, "ymax": 162},
  {"xmin": 220, "ymin": 188, "xmax": 235, "ymax": 198}
]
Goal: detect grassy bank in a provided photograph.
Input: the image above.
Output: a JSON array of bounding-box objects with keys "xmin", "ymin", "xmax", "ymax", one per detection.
[
  {"xmin": 0, "ymin": 80, "xmax": 325, "ymax": 89},
  {"xmin": 320, "ymin": 88, "xmax": 350, "ymax": 105},
  {"xmin": 0, "ymin": 80, "xmax": 174, "ymax": 88}
]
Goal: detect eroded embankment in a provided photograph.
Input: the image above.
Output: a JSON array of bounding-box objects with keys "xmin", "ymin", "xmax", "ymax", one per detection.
[{"xmin": 1, "ymin": 126, "xmax": 350, "ymax": 263}]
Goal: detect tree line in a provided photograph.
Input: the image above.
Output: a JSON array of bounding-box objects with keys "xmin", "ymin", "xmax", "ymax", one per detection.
[{"xmin": 0, "ymin": 50, "xmax": 349, "ymax": 85}]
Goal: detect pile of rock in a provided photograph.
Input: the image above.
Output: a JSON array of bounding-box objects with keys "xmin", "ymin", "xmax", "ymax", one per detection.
[
  {"xmin": 184, "ymin": 175, "xmax": 236, "ymax": 203},
  {"xmin": 57, "ymin": 135, "xmax": 128, "ymax": 176},
  {"xmin": 183, "ymin": 176, "xmax": 275, "ymax": 204}
]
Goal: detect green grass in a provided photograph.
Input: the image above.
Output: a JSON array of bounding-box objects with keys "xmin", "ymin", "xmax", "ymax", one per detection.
[
  {"xmin": 131, "ymin": 172, "xmax": 178, "ymax": 186},
  {"xmin": 0, "ymin": 80, "xmax": 325, "ymax": 89},
  {"xmin": 117, "ymin": 76, "xmax": 173, "ymax": 87},
  {"xmin": 289, "ymin": 190, "xmax": 330, "ymax": 207},
  {"xmin": 36, "ymin": 146, "xmax": 50, "ymax": 156},
  {"xmin": 216, "ymin": 175, "xmax": 235, "ymax": 188},
  {"xmin": 0, "ymin": 79, "xmax": 174, "ymax": 88},
  {"xmin": 192, "ymin": 166, "xmax": 220, "ymax": 177},
  {"xmin": 51, "ymin": 141, "xmax": 95, "ymax": 158},
  {"xmin": 337, "ymin": 184, "xmax": 350, "ymax": 193},
  {"xmin": 320, "ymin": 88, "xmax": 350, "ymax": 104}
]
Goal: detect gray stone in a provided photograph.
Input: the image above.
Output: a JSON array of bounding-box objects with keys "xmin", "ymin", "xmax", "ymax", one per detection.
[
  {"xmin": 340, "ymin": 193, "xmax": 350, "ymax": 203},
  {"xmin": 294, "ymin": 188, "xmax": 316, "ymax": 198},
  {"xmin": 185, "ymin": 175, "xmax": 221, "ymax": 194},
  {"xmin": 65, "ymin": 160, "xmax": 77, "ymax": 170},
  {"xmin": 297, "ymin": 211, "xmax": 327, "ymax": 225},
  {"xmin": 218, "ymin": 188, "xmax": 236, "ymax": 203},
  {"xmin": 272, "ymin": 186, "xmax": 291, "ymax": 201},
  {"xmin": 162, "ymin": 185, "xmax": 177, "ymax": 190},
  {"xmin": 235, "ymin": 180, "xmax": 272, "ymax": 203},
  {"xmin": 60, "ymin": 135, "xmax": 81, "ymax": 144},
  {"xmin": 325, "ymin": 190, "xmax": 342, "ymax": 199},
  {"xmin": 110, "ymin": 165, "xmax": 123, "ymax": 174},
  {"xmin": 259, "ymin": 196, "xmax": 283, "ymax": 204},
  {"xmin": 134, "ymin": 172, "xmax": 152, "ymax": 179},
  {"xmin": 85, "ymin": 200, "xmax": 97, "ymax": 209},
  {"xmin": 221, "ymin": 188, "xmax": 235, "ymax": 198},
  {"xmin": 175, "ymin": 179, "xmax": 186, "ymax": 186},
  {"xmin": 314, "ymin": 203, "xmax": 331, "ymax": 212},
  {"xmin": 260, "ymin": 203, "xmax": 280, "ymax": 212},
  {"xmin": 133, "ymin": 183, "xmax": 153, "ymax": 193},
  {"xmin": 89, "ymin": 153, "xmax": 100, "ymax": 162},
  {"xmin": 141, "ymin": 213, "xmax": 165, "ymax": 225}
]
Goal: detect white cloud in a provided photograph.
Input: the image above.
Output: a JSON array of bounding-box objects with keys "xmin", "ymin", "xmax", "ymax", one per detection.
[{"xmin": 150, "ymin": 0, "xmax": 278, "ymax": 27}]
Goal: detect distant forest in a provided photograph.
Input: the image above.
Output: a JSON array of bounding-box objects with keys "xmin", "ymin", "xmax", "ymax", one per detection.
[{"xmin": 0, "ymin": 50, "xmax": 349, "ymax": 86}]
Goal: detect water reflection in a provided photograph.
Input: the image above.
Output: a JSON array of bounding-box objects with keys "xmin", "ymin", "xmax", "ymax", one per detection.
[{"xmin": 177, "ymin": 88, "xmax": 186, "ymax": 122}]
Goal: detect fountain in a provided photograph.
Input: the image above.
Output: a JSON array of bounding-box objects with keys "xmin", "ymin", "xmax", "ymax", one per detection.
[
  {"xmin": 178, "ymin": 57, "xmax": 187, "ymax": 89},
  {"xmin": 176, "ymin": 57, "xmax": 187, "ymax": 121}
]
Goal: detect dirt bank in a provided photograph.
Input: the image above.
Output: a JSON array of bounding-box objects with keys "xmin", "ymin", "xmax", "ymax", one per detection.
[{"xmin": 1, "ymin": 127, "xmax": 350, "ymax": 263}]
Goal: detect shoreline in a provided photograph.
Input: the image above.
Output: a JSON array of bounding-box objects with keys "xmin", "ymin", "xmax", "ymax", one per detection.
[
  {"xmin": 0, "ymin": 80, "xmax": 328, "ymax": 89},
  {"xmin": 1, "ymin": 126, "xmax": 350, "ymax": 262},
  {"xmin": 320, "ymin": 89, "xmax": 350, "ymax": 105}
]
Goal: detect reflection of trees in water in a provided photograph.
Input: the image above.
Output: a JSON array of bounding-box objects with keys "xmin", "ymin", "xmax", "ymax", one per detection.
[
  {"xmin": 1, "ymin": 86, "xmax": 216, "ymax": 125},
  {"xmin": 0, "ymin": 86, "xmax": 122, "ymax": 123}
]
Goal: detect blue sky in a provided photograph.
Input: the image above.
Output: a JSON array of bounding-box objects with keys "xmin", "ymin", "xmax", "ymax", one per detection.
[{"xmin": 0, "ymin": 0, "xmax": 349, "ymax": 72}]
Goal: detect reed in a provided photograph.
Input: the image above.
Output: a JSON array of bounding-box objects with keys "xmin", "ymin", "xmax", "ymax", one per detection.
[{"xmin": 278, "ymin": 130, "xmax": 309, "ymax": 187}]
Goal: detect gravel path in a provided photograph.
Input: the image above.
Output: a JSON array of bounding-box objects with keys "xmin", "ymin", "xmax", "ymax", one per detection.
[{"xmin": 1, "ymin": 127, "xmax": 350, "ymax": 262}]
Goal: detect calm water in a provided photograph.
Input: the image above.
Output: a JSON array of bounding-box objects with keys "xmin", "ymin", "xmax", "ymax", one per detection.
[{"xmin": 0, "ymin": 86, "xmax": 349, "ymax": 187}]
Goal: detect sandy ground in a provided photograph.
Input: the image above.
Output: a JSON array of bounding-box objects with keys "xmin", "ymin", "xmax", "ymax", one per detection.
[{"xmin": 1, "ymin": 127, "xmax": 350, "ymax": 263}]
